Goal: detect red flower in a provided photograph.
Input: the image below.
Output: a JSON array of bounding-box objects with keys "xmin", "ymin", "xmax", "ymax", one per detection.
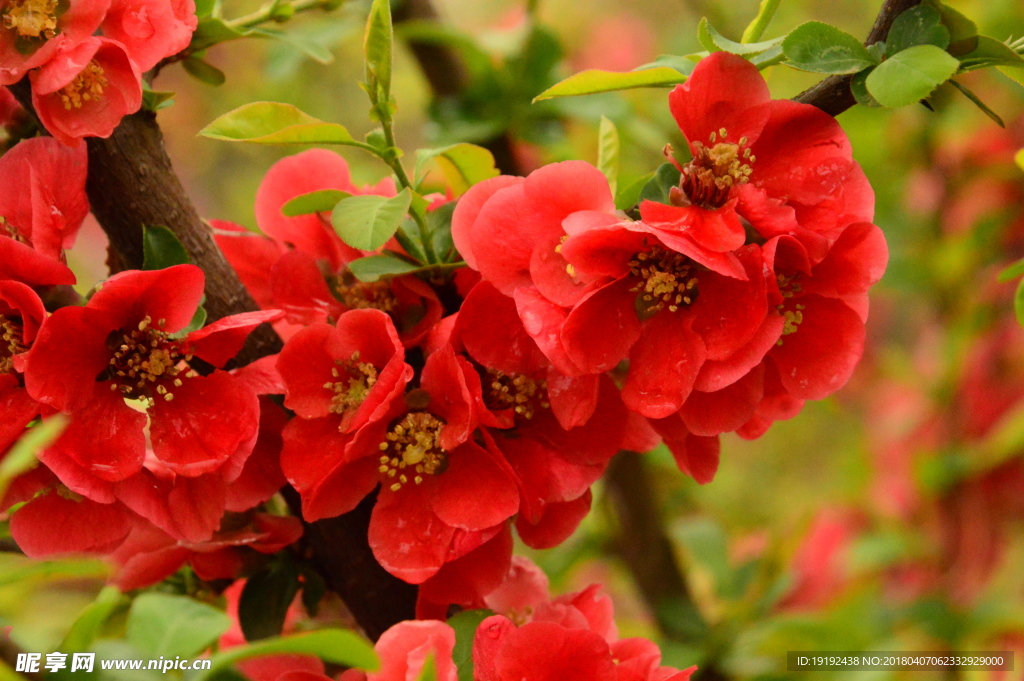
[
  {"xmin": 23, "ymin": 265, "xmax": 280, "ymax": 496},
  {"xmin": 101, "ymin": 0, "xmax": 197, "ymax": 71},
  {"xmin": 0, "ymin": 84, "xmax": 21, "ymax": 125},
  {"xmin": 344, "ymin": 620, "xmax": 458, "ymax": 681},
  {"xmin": 664, "ymin": 52, "xmax": 874, "ymax": 264},
  {"xmin": 215, "ymin": 151, "xmax": 441, "ymax": 346},
  {"xmin": 0, "ymin": 136, "xmax": 88, "ymax": 285},
  {"xmin": 0, "ymin": 281, "xmax": 46, "ymax": 450},
  {"xmin": 30, "ymin": 36, "xmax": 142, "ymax": 146},
  {"xmin": 0, "ymin": 0, "xmax": 109, "ymax": 85}
]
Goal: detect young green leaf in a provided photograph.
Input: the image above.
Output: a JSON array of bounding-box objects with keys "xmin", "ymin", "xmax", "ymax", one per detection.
[
  {"xmin": 190, "ymin": 16, "xmax": 247, "ymax": 51},
  {"xmin": 998, "ymin": 257, "xmax": 1024, "ymax": 283},
  {"xmin": 615, "ymin": 171, "xmax": 655, "ymax": 212},
  {"xmin": 200, "ymin": 102, "xmax": 360, "ymax": 146},
  {"xmin": 635, "ymin": 54, "xmax": 700, "ymax": 75},
  {"xmin": 596, "ymin": 116, "xmax": 620, "ymax": 196},
  {"xmin": 194, "ymin": 630, "xmax": 380, "ymax": 681},
  {"xmin": 427, "ymin": 201, "xmax": 457, "ymax": 262},
  {"xmin": 332, "ymin": 189, "xmax": 412, "ymax": 251},
  {"xmin": 250, "ymin": 26, "xmax": 334, "ymax": 64},
  {"xmin": 782, "ymin": 21, "xmax": 877, "ymax": 73},
  {"xmin": 183, "ymin": 57, "xmax": 227, "ymax": 85},
  {"xmin": 533, "ymin": 67, "xmax": 687, "ymax": 101},
  {"xmin": 126, "ymin": 593, "xmax": 231, "ymax": 658},
  {"xmin": 364, "ymin": 0, "xmax": 393, "ymax": 101},
  {"xmin": 741, "ymin": 0, "xmax": 782, "ymax": 44},
  {"xmin": 141, "ymin": 89, "xmax": 175, "ymax": 112},
  {"xmin": 865, "ymin": 44, "xmax": 959, "ymax": 107},
  {"xmin": 281, "ymin": 189, "xmax": 352, "ymax": 217},
  {"xmin": 1016, "ymin": 278, "xmax": 1024, "ymax": 327},
  {"xmin": 886, "ymin": 5, "xmax": 950, "ymax": 55},
  {"xmin": 448, "ymin": 609, "xmax": 492, "ymax": 681},
  {"xmin": 638, "ymin": 163, "xmax": 682, "ymax": 206},
  {"xmin": 939, "ymin": 4, "xmax": 979, "ymax": 55},
  {"xmin": 347, "ymin": 253, "xmax": 422, "ymax": 282},
  {"xmin": 417, "ymin": 654, "xmax": 438, "ymax": 681},
  {"xmin": 142, "ymin": 225, "xmax": 191, "ymax": 270},
  {"xmin": 958, "ymin": 36, "xmax": 1024, "ymax": 71},
  {"xmin": 851, "ymin": 68, "xmax": 881, "ymax": 107},
  {"xmin": 698, "ymin": 17, "xmax": 784, "ymax": 56},
  {"xmin": 948, "ymin": 80, "xmax": 1004, "ymax": 127},
  {"xmin": 239, "ymin": 562, "xmax": 302, "ymax": 641},
  {"xmin": 415, "ymin": 144, "xmax": 499, "ymax": 196},
  {"xmin": 0, "ymin": 417, "xmax": 66, "ymax": 501},
  {"xmin": 60, "ymin": 587, "xmax": 128, "ymax": 653}
]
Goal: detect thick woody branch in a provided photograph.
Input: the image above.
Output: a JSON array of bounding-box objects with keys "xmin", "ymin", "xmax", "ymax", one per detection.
[{"xmin": 794, "ymin": 0, "xmax": 922, "ymax": 115}]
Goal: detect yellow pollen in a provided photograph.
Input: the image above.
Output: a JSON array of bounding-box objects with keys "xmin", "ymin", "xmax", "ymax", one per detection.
[
  {"xmin": 1, "ymin": 0, "xmax": 57, "ymax": 38},
  {"xmin": 0, "ymin": 314, "xmax": 27, "ymax": 374},
  {"xmin": 59, "ymin": 61, "xmax": 107, "ymax": 110},
  {"xmin": 676, "ymin": 130, "xmax": 754, "ymax": 209},
  {"xmin": 1, "ymin": 216, "xmax": 27, "ymax": 244},
  {"xmin": 324, "ymin": 351, "xmax": 378, "ymax": 420},
  {"xmin": 331, "ymin": 271, "xmax": 398, "ymax": 313},
  {"xmin": 484, "ymin": 369, "xmax": 549, "ymax": 421},
  {"xmin": 378, "ymin": 412, "xmax": 446, "ymax": 491},
  {"xmin": 103, "ymin": 316, "xmax": 192, "ymax": 407},
  {"xmin": 628, "ymin": 245, "xmax": 699, "ymax": 315}
]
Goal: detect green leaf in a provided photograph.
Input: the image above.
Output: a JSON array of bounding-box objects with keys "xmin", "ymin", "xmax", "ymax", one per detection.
[
  {"xmin": 394, "ymin": 222, "xmax": 428, "ymax": 265},
  {"xmin": 938, "ymin": 3, "xmax": 979, "ymax": 55},
  {"xmin": 886, "ymin": 5, "xmax": 950, "ymax": 55},
  {"xmin": 958, "ymin": 35, "xmax": 1024, "ymax": 71},
  {"xmin": 782, "ymin": 21, "xmax": 877, "ymax": 73},
  {"xmin": 865, "ymin": 43, "xmax": 959, "ymax": 107},
  {"xmin": 300, "ymin": 569, "xmax": 327, "ymax": 617},
  {"xmin": 998, "ymin": 257, "xmax": 1024, "ymax": 282},
  {"xmin": 142, "ymin": 89, "xmax": 175, "ymax": 112},
  {"xmin": 0, "ymin": 555, "xmax": 108, "ymax": 588},
  {"xmin": 417, "ymin": 654, "xmax": 438, "ymax": 681},
  {"xmin": 194, "ymin": 630, "xmax": 379, "ymax": 681},
  {"xmin": 126, "ymin": 593, "xmax": 231, "ymax": 658},
  {"xmin": 332, "ymin": 189, "xmax": 412, "ymax": 251},
  {"xmin": 596, "ymin": 116, "xmax": 620, "ymax": 196},
  {"xmin": 741, "ymin": 0, "xmax": 783, "ymax": 44},
  {"xmin": 200, "ymin": 102, "xmax": 360, "ymax": 146},
  {"xmin": 615, "ymin": 171, "xmax": 654, "ymax": 212},
  {"xmin": 0, "ymin": 417, "xmax": 66, "ymax": 501},
  {"xmin": 415, "ymin": 144, "xmax": 499, "ymax": 196},
  {"xmin": 281, "ymin": 189, "xmax": 352, "ymax": 217},
  {"xmin": 698, "ymin": 17, "xmax": 784, "ymax": 55},
  {"xmin": 183, "ymin": 57, "xmax": 227, "ymax": 86},
  {"xmin": 250, "ymin": 26, "xmax": 334, "ymax": 64},
  {"xmin": 142, "ymin": 225, "xmax": 190, "ymax": 270},
  {"xmin": 190, "ymin": 16, "xmax": 247, "ymax": 51},
  {"xmin": 448, "ymin": 609, "xmax": 491, "ymax": 681},
  {"xmin": 239, "ymin": 562, "xmax": 302, "ymax": 641},
  {"xmin": 635, "ymin": 54, "xmax": 699, "ymax": 75},
  {"xmin": 61, "ymin": 586, "xmax": 127, "ymax": 653},
  {"xmin": 638, "ymin": 163, "xmax": 682, "ymax": 206},
  {"xmin": 347, "ymin": 253, "xmax": 422, "ymax": 282},
  {"xmin": 851, "ymin": 68, "xmax": 881, "ymax": 107},
  {"xmin": 193, "ymin": 0, "xmax": 216, "ymax": 19},
  {"xmin": 364, "ymin": 0, "xmax": 393, "ymax": 101},
  {"xmin": 948, "ymin": 80, "xmax": 1004, "ymax": 127},
  {"xmin": 533, "ymin": 67, "xmax": 687, "ymax": 101},
  {"xmin": 176, "ymin": 303, "xmax": 208, "ymax": 338},
  {"xmin": 427, "ymin": 201, "xmax": 457, "ymax": 262}
]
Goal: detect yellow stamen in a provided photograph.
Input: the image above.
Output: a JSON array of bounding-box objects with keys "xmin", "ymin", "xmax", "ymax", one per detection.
[
  {"xmin": 2, "ymin": 0, "xmax": 58, "ymax": 39},
  {"xmin": 0, "ymin": 313, "xmax": 27, "ymax": 374},
  {"xmin": 484, "ymin": 369, "xmax": 549, "ymax": 421},
  {"xmin": 378, "ymin": 412, "xmax": 446, "ymax": 491},
  {"xmin": 628, "ymin": 245, "xmax": 699, "ymax": 316},
  {"xmin": 59, "ymin": 62, "xmax": 108, "ymax": 110}
]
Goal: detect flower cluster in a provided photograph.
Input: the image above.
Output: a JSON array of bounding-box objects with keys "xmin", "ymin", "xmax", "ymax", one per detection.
[{"xmin": 0, "ymin": 0, "xmax": 197, "ymax": 144}]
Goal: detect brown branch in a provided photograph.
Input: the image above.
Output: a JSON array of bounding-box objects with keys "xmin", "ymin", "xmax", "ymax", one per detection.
[
  {"xmin": 794, "ymin": 0, "xmax": 922, "ymax": 115},
  {"xmin": 7, "ymin": 81, "xmax": 416, "ymax": 642},
  {"xmin": 0, "ymin": 636, "xmax": 43, "ymax": 680}
]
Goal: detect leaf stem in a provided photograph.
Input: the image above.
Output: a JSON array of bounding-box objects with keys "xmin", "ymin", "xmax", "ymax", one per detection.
[
  {"xmin": 227, "ymin": 0, "xmax": 326, "ymax": 30},
  {"xmin": 741, "ymin": 0, "xmax": 782, "ymax": 43}
]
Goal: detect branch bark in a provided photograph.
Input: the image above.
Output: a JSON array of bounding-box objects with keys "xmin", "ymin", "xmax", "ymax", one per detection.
[{"xmin": 793, "ymin": 0, "xmax": 922, "ymax": 115}]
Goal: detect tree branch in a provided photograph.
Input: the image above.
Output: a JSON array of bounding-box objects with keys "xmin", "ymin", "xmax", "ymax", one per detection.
[{"xmin": 793, "ymin": 0, "xmax": 922, "ymax": 115}]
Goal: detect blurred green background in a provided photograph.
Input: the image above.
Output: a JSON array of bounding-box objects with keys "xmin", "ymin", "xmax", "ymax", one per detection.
[{"xmin": 9, "ymin": 0, "xmax": 1024, "ymax": 678}]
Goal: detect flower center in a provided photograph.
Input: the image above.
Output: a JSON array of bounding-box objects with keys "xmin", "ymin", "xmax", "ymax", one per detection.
[
  {"xmin": 484, "ymin": 369, "xmax": 549, "ymax": 421},
  {"xmin": 331, "ymin": 272, "xmax": 398, "ymax": 314},
  {"xmin": 0, "ymin": 314, "xmax": 26, "ymax": 374},
  {"xmin": 378, "ymin": 412, "xmax": 446, "ymax": 491},
  {"xmin": 0, "ymin": 216, "xmax": 27, "ymax": 244},
  {"xmin": 323, "ymin": 351, "xmax": 378, "ymax": 417},
  {"xmin": 59, "ymin": 61, "xmax": 107, "ymax": 110},
  {"xmin": 102, "ymin": 316, "xmax": 195, "ymax": 405},
  {"xmin": 775, "ymin": 274, "xmax": 806, "ymax": 345},
  {"xmin": 1, "ymin": 0, "xmax": 58, "ymax": 39},
  {"xmin": 676, "ymin": 128, "xmax": 754, "ymax": 209},
  {"xmin": 629, "ymin": 245, "xmax": 699, "ymax": 316}
]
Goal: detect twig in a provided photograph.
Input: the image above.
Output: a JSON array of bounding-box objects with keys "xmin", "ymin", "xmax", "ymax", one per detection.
[{"xmin": 793, "ymin": 0, "xmax": 922, "ymax": 115}]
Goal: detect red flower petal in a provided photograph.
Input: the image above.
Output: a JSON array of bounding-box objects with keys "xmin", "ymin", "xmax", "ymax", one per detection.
[
  {"xmin": 0, "ymin": 379, "xmax": 40, "ymax": 453},
  {"xmin": 269, "ymin": 249, "xmax": 342, "ymax": 327},
  {"xmin": 148, "ymin": 371, "xmax": 260, "ymax": 477},
  {"xmin": 690, "ymin": 244, "xmax": 767, "ymax": 360},
  {"xmin": 493, "ymin": 621, "xmax": 617, "ymax": 681},
  {"xmin": 418, "ymin": 527, "xmax": 513, "ymax": 608},
  {"xmin": 513, "ymin": 286, "xmax": 580, "ymax": 376},
  {"xmin": 458, "ymin": 281, "xmax": 548, "ymax": 375},
  {"xmin": 471, "ymin": 182, "xmax": 547, "ymax": 295},
  {"xmin": 561, "ymin": 278, "xmax": 641, "ymax": 373},
  {"xmin": 370, "ymin": 484, "xmax": 456, "ymax": 583},
  {"xmin": 452, "ymin": 175, "xmax": 524, "ymax": 270},
  {"xmin": 516, "ymin": 490, "xmax": 591, "ymax": 550},
  {"xmin": 771, "ymin": 295, "xmax": 865, "ymax": 400},
  {"xmin": 623, "ymin": 312, "xmax": 706, "ymax": 419},
  {"xmin": 638, "ymin": 200, "xmax": 745, "ymax": 253},
  {"xmin": 11, "ymin": 490, "xmax": 131, "ymax": 557},
  {"xmin": 421, "ymin": 345, "xmax": 476, "ymax": 450},
  {"xmin": 545, "ymin": 370, "xmax": 599, "ymax": 430},
  {"xmin": 89, "ymin": 265, "xmax": 205, "ymax": 334},
  {"xmin": 185, "ymin": 310, "xmax": 283, "ymax": 368},
  {"xmin": 213, "ymin": 221, "xmax": 287, "ymax": 310},
  {"xmin": 0, "ymin": 237, "xmax": 76, "ymax": 286},
  {"xmin": 430, "ymin": 441, "xmax": 519, "ymax": 530},
  {"xmin": 651, "ymin": 417, "xmax": 721, "ymax": 483},
  {"xmin": 681, "ymin": 363, "xmax": 764, "ymax": 436},
  {"xmin": 668, "ymin": 52, "xmax": 771, "ymax": 149},
  {"xmin": 802, "ymin": 222, "xmax": 888, "ymax": 297},
  {"xmin": 694, "ymin": 309, "xmax": 784, "ymax": 393}
]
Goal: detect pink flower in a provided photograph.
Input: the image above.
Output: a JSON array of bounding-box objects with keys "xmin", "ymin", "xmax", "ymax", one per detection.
[
  {"xmin": 0, "ymin": 0, "xmax": 109, "ymax": 85},
  {"xmin": 101, "ymin": 0, "xmax": 198, "ymax": 71}
]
